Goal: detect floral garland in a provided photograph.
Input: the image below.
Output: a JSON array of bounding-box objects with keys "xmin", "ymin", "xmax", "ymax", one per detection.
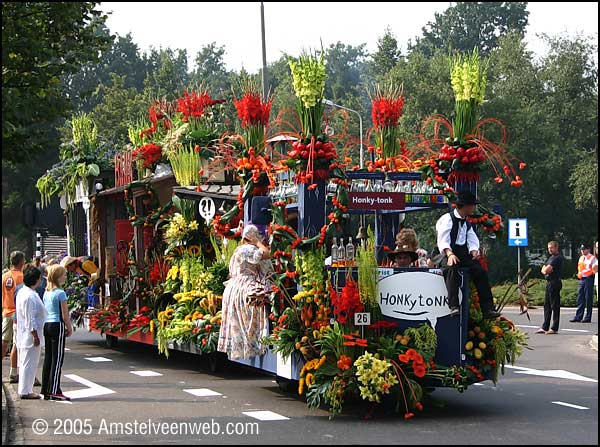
[{"xmin": 123, "ymin": 180, "xmax": 175, "ymax": 228}]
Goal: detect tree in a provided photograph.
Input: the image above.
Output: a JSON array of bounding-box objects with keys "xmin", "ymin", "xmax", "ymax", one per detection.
[
  {"xmin": 91, "ymin": 74, "xmax": 149, "ymax": 149},
  {"xmin": 2, "ymin": 2, "xmax": 113, "ymax": 163},
  {"xmin": 324, "ymin": 42, "xmax": 367, "ymax": 104},
  {"xmin": 370, "ymin": 27, "xmax": 401, "ymax": 80},
  {"xmin": 191, "ymin": 42, "xmax": 230, "ymax": 96},
  {"xmin": 569, "ymin": 151, "xmax": 598, "ymax": 211},
  {"xmin": 63, "ymin": 32, "xmax": 149, "ymax": 113},
  {"xmin": 191, "ymin": 42, "xmax": 239, "ymax": 132},
  {"xmin": 410, "ymin": 2, "xmax": 529, "ymax": 57},
  {"xmin": 143, "ymin": 48, "xmax": 189, "ymax": 101}
]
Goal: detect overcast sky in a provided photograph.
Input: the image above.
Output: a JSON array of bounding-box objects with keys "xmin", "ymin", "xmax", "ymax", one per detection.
[{"xmin": 100, "ymin": 2, "xmax": 598, "ymax": 72}]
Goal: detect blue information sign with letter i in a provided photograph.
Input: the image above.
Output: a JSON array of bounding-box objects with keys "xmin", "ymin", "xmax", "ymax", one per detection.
[{"xmin": 508, "ymin": 218, "xmax": 528, "ymax": 247}]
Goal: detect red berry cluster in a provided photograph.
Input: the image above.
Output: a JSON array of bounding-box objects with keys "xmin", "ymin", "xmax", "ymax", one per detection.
[{"xmin": 438, "ymin": 144, "xmax": 485, "ymax": 165}]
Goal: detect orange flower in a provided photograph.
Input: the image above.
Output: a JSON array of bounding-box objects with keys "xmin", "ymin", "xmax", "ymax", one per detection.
[{"xmin": 337, "ymin": 355, "xmax": 353, "ymax": 370}]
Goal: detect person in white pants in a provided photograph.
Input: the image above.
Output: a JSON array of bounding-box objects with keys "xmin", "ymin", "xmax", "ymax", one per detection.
[{"xmin": 15, "ymin": 266, "xmax": 46, "ymax": 399}]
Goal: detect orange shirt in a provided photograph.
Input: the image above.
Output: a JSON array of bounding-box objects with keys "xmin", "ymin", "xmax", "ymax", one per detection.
[
  {"xmin": 2, "ymin": 269, "xmax": 24, "ymax": 317},
  {"xmin": 577, "ymin": 254, "xmax": 597, "ymax": 279}
]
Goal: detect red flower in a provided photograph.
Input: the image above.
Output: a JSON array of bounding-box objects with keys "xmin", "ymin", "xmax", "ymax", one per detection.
[
  {"xmin": 132, "ymin": 144, "xmax": 163, "ymax": 168},
  {"xmin": 398, "ymin": 354, "xmax": 409, "ymax": 363},
  {"xmin": 177, "ymin": 89, "xmax": 225, "ymax": 121},
  {"xmin": 330, "ymin": 280, "xmax": 363, "ymax": 325},
  {"xmin": 404, "ymin": 412, "xmax": 415, "ymax": 420},
  {"xmin": 234, "ymin": 92, "xmax": 272, "ymax": 128},
  {"xmin": 368, "ymin": 320, "xmax": 398, "ymax": 330},
  {"xmin": 371, "ymin": 97, "xmax": 404, "ymax": 129},
  {"xmin": 413, "ymin": 365, "xmax": 427, "ymax": 378}
]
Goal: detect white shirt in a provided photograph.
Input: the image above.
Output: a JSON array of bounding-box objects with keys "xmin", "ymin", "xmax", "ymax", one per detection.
[
  {"xmin": 16, "ymin": 286, "xmax": 46, "ymax": 349},
  {"xmin": 436, "ymin": 209, "xmax": 480, "ymax": 254}
]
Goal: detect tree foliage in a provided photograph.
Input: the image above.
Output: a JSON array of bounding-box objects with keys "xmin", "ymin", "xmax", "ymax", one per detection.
[
  {"xmin": 2, "ymin": 2, "xmax": 113, "ymax": 163},
  {"xmin": 411, "ymin": 2, "xmax": 529, "ymax": 57}
]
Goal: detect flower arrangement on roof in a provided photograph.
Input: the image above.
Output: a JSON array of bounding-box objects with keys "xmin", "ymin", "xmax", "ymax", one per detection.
[{"xmin": 36, "ymin": 113, "xmax": 110, "ymax": 208}]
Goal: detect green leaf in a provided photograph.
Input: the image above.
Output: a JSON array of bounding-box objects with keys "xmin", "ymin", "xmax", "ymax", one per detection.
[{"xmin": 87, "ymin": 163, "xmax": 100, "ymax": 177}]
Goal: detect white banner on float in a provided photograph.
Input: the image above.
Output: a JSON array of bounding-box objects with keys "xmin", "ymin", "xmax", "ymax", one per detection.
[{"xmin": 377, "ymin": 270, "xmax": 458, "ymax": 329}]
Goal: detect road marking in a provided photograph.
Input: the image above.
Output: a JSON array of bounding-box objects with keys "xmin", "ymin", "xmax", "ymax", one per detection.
[
  {"xmin": 561, "ymin": 329, "xmax": 590, "ymax": 333},
  {"xmin": 63, "ymin": 374, "xmax": 116, "ymax": 399},
  {"xmin": 506, "ymin": 365, "xmax": 598, "ymax": 383},
  {"xmin": 473, "ymin": 383, "xmax": 484, "ymax": 386},
  {"xmin": 516, "ymin": 325, "xmax": 539, "ymax": 329},
  {"xmin": 552, "ymin": 401, "xmax": 589, "ymax": 410},
  {"xmin": 85, "ymin": 357, "xmax": 112, "ymax": 362},
  {"xmin": 243, "ymin": 410, "xmax": 289, "ymax": 421},
  {"xmin": 64, "ymin": 348, "xmax": 70, "ymax": 351},
  {"xmin": 130, "ymin": 370, "xmax": 163, "ymax": 377},
  {"xmin": 183, "ymin": 388, "xmax": 222, "ymax": 397}
]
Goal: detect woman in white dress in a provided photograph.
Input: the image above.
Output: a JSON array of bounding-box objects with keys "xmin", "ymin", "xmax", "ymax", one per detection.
[
  {"xmin": 16, "ymin": 266, "xmax": 47, "ymax": 399},
  {"xmin": 217, "ymin": 225, "xmax": 273, "ymax": 359}
]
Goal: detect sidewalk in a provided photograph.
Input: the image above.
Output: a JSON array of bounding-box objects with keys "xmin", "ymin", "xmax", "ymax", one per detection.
[{"xmin": 2, "ymin": 372, "xmax": 24, "ymax": 445}]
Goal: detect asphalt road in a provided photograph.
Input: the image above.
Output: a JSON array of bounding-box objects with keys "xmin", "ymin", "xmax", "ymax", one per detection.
[{"xmin": 3, "ymin": 307, "xmax": 598, "ymax": 445}]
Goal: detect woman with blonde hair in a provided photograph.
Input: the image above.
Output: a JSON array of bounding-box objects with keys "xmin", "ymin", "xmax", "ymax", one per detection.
[{"xmin": 41, "ymin": 264, "xmax": 73, "ymax": 401}]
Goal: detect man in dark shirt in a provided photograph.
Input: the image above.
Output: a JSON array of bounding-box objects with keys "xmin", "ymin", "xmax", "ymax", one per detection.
[{"xmin": 536, "ymin": 240, "xmax": 564, "ymax": 334}]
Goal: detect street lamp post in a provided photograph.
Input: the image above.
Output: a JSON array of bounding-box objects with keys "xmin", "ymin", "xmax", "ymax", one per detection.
[{"xmin": 323, "ymin": 99, "xmax": 364, "ymax": 168}]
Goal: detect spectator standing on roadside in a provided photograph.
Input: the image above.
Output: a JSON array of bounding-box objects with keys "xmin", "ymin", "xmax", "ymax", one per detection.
[
  {"xmin": 15, "ymin": 266, "xmax": 46, "ymax": 399},
  {"xmin": 595, "ymin": 241, "xmax": 599, "ymax": 302},
  {"xmin": 570, "ymin": 244, "xmax": 598, "ymax": 323},
  {"xmin": 536, "ymin": 241, "xmax": 564, "ymax": 334},
  {"xmin": 2, "ymin": 251, "xmax": 25, "ymax": 382},
  {"xmin": 41, "ymin": 264, "xmax": 73, "ymax": 401},
  {"xmin": 35, "ymin": 264, "xmax": 48, "ymax": 299}
]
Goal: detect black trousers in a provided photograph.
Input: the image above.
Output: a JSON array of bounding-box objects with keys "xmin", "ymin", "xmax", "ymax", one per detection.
[
  {"xmin": 442, "ymin": 245, "xmax": 494, "ymax": 312},
  {"xmin": 41, "ymin": 322, "xmax": 66, "ymax": 396},
  {"xmin": 542, "ymin": 280, "xmax": 561, "ymax": 331}
]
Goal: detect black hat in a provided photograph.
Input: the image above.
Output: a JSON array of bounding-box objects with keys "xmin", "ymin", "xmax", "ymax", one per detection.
[
  {"xmin": 580, "ymin": 244, "xmax": 591, "ymax": 250},
  {"xmin": 454, "ymin": 190, "xmax": 480, "ymax": 206},
  {"xmin": 387, "ymin": 246, "xmax": 419, "ymax": 262}
]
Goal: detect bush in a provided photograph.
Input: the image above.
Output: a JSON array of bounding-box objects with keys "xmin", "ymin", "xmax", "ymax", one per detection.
[{"xmin": 492, "ymin": 278, "xmax": 598, "ymax": 307}]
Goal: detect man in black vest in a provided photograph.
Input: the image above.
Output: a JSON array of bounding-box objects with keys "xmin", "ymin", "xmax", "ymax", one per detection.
[{"xmin": 435, "ymin": 191, "xmax": 500, "ymax": 319}]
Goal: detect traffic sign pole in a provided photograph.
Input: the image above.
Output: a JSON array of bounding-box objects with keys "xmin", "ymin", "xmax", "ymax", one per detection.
[
  {"xmin": 508, "ymin": 218, "xmax": 528, "ymax": 287},
  {"xmin": 517, "ymin": 245, "xmax": 521, "ymax": 285}
]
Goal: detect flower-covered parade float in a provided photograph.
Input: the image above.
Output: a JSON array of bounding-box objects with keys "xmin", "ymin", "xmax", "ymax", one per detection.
[{"xmin": 49, "ymin": 48, "xmax": 529, "ymax": 420}]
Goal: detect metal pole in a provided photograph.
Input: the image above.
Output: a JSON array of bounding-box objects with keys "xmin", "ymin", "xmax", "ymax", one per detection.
[
  {"xmin": 358, "ymin": 113, "xmax": 363, "ymax": 168},
  {"xmin": 517, "ymin": 246, "xmax": 521, "ymax": 285},
  {"xmin": 323, "ymin": 99, "xmax": 364, "ymax": 168},
  {"xmin": 260, "ymin": 2, "xmax": 268, "ymax": 101}
]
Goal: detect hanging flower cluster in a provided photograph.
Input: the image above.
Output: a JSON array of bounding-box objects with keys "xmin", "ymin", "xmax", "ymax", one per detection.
[{"xmin": 467, "ymin": 204, "xmax": 503, "ymax": 236}]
